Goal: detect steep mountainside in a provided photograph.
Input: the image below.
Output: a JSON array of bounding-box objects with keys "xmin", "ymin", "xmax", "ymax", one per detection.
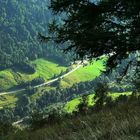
[{"xmin": 0, "ymin": 0, "xmax": 68, "ymax": 69}]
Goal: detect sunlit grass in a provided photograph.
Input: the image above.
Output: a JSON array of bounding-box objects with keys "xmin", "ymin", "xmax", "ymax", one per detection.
[
  {"xmin": 0, "ymin": 70, "xmax": 17, "ymax": 91},
  {"xmin": 0, "ymin": 94, "xmax": 18, "ymax": 109},
  {"xmin": 108, "ymin": 92, "xmax": 132, "ymax": 100},
  {"xmin": 61, "ymin": 58, "xmax": 106, "ymax": 88},
  {"xmin": 31, "ymin": 59, "xmax": 67, "ymax": 80},
  {"xmin": 64, "ymin": 94, "xmax": 96, "ymax": 113},
  {"xmin": 65, "ymin": 92, "xmax": 133, "ymax": 113},
  {"xmin": 0, "ymin": 58, "xmax": 67, "ymax": 91}
]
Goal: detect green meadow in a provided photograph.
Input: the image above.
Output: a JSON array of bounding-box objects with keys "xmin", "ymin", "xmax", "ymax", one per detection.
[
  {"xmin": 61, "ymin": 58, "xmax": 106, "ymax": 88},
  {"xmin": 0, "ymin": 58, "xmax": 67, "ymax": 91},
  {"xmin": 0, "ymin": 58, "xmax": 106, "ymax": 109},
  {"xmin": 64, "ymin": 92, "xmax": 132, "ymax": 113}
]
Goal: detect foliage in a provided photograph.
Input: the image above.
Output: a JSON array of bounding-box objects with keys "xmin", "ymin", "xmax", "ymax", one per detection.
[
  {"xmin": 65, "ymin": 92, "xmax": 132, "ymax": 113},
  {"xmin": 45, "ymin": 0, "xmax": 140, "ymax": 68},
  {"xmin": 4, "ymin": 94, "xmax": 140, "ymax": 140},
  {"xmin": 0, "ymin": 121, "xmax": 15, "ymax": 138},
  {"xmin": 0, "ymin": 0, "xmax": 71, "ymax": 69},
  {"xmin": 94, "ymin": 82, "xmax": 109, "ymax": 110}
]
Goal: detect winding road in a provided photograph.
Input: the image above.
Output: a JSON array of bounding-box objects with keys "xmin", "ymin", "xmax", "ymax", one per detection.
[
  {"xmin": 12, "ymin": 63, "xmax": 83, "ymax": 125},
  {"xmin": 0, "ymin": 63, "xmax": 82, "ymax": 96},
  {"xmin": 0, "ymin": 62, "xmax": 84, "ymax": 125}
]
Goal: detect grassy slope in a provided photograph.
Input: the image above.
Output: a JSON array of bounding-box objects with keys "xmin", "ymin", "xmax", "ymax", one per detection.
[
  {"xmin": 0, "ymin": 58, "xmax": 67, "ymax": 91},
  {"xmin": 0, "ymin": 70, "xmax": 17, "ymax": 91},
  {"xmin": 0, "ymin": 58, "xmax": 106, "ymax": 109},
  {"xmin": 0, "ymin": 94, "xmax": 18, "ymax": 109},
  {"xmin": 61, "ymin": 59, "xmax": 106, "ymax": 88},
  {"xmin": 6, "ymin": 99, "xmax": 140, "ymax": 140},
  {"xmin": 31, "ymin": 59, "xmax": 66, "ymax": 80},
  {"xmin": 0, "ymin": 59, "xmax": 66, "ymax": 108},
  {"xmin": 31, "ymin": 59, "xmax": 106, "ymax": 103},
  {"xmin": 64, "ymin": 94, "xmax": 95, "ymax": 113},
  {"xmin": 65, "ymin": 92, "xmax": 132, "ymax": 113}
]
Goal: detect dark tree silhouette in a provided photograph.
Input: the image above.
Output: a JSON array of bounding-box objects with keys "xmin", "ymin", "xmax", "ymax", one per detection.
[
  {"xmin": 77, "ymin": 94, "xmax": 89, "ymax": 115},
  {"xmin": 94, "ymin": 82, "xmax": 109, "ymax": 110},
  {"xmin": 41, "ymin": 0, "xmax": 140, "ymax": 68}
]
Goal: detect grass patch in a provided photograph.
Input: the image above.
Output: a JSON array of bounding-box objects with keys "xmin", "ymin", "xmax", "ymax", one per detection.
[
  {"xmin": 0, "ymin": 70, "xmax": 17, "ymax": 91},
  {"xmin": 64, "ymin": 94, "xmax": 96, "ymax": 113},
  {"xmin": 108, "ymin": 92, "xmax": 132, "ymax": 100},
  {"xmin": 0, "ymin": 94, "xmax": 18, "ymax": 109},
  {"xmin": 65, "ymin": 92, "xmax": 132, "ymax": 113},
  {"xmin": 31, "ymin": 59, "xmax": 67, "ymax": 80},
  {"xmin": 61, "ymin": 59, "xmax": 106, "ymax": 88},
  {"xmin": 0, "ymin": 58, "xmax": 67, "ymax": 91}
]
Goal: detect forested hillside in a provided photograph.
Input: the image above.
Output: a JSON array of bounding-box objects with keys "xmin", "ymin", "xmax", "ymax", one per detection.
[
  {"xmin": 0, "ymin": 0, "xmax": 72, "ymax": 92},
  {"xmin": 0, "ymin": 0, "xmax": 70, "ymax": 69},
  {"xmin": 0, "ymin": 0, "xmax": 107, "ymax": 122}
]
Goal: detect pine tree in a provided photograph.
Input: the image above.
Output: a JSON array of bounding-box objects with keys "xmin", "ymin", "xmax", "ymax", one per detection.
[{"xmin": 41, "ymin": 0, "xmax": 140, "ymax": 68}]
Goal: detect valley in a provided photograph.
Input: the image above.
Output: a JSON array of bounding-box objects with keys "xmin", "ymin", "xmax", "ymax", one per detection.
[
  {"xmin": 0, "ymin": 0, "xmax": 140, "ymax": 139},
  {"xmin": 0, "ymin": 57, "xmax": 106, "ymax": 110}
]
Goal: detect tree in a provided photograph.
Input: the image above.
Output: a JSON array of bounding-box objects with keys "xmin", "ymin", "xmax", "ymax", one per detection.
[
  {"xmin": 30, "ymin": 111, "xmax": 46, "ymax": 130},
  {"xmin": 40, "ymin": 0, "xmax": 140, "ymax": 68},
  {"xmin": 77, "ymin": 94, "xmax": 89, "ymax": 115},
  {"xmin": 132, "ymin": 60, "xmax": 140, "ymax": 93},
  {"xmin": 94, "ymin": 82, "xmax": 109, "ymax": 110}
]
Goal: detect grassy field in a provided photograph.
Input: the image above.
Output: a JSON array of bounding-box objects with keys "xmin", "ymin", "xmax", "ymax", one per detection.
[
  {"xmin": 61, "ymin": 58, "xmax": 106, "ymax": 88},
  {"xmin": 0, "ymin": 94, "xmax": 18, "ymax": 109},
  {"xmin": 0, "ymin": 58, "xmax": 106, "ymax": 91},
  {"xmin": 0, "ymin": 58, "xmax": 67, "ymax": 91},
  {"xmin": 31, "ymin": 59, "xmax": 66, "ymax": 80},
  {"xmin": 64, "ymin": 92, "xmax": 132, "ymax": 113},
  {"xmin": 0, "ymin": 58, "xmax": 106, "ymax": 109},
  {"xmin": 31, "ymin": 58, "xmax": 106, "ymax": 104},
  {"xmin": 64, "ymin": 94, "xmax": 95, "ymax": 113},
  {"xmin": 0, "ymin": 59, "xmax": 67, "ymax": 109}
]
